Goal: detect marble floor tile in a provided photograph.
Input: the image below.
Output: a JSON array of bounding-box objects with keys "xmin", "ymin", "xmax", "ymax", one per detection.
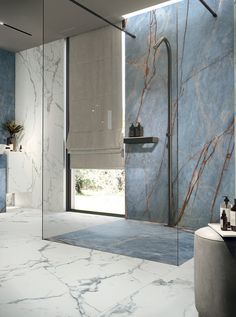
[
  {"xmin": 98, "ymin": 259, "xmax": 197, "ymax": 317},
  {"xmin": 0, "ymin": 208, "xmax": 198, "ymax": 317},
  {"xmin": 50, "ymin": 218, "xmax": 194, "ymax": 265},
  {"xmin": 43, "ymin": 210, "xmax": 119, "ymax": 238}
]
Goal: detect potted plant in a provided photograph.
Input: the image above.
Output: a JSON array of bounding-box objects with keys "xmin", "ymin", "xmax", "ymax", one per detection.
[{"xmin": 2, "ymin": 120, "xmax": 24, "ymax": 151}]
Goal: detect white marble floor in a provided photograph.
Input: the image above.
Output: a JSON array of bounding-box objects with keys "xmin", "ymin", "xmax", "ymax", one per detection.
[{"xmin": 0, "ymin": 208, "xmax": 198, "ymax": 317}]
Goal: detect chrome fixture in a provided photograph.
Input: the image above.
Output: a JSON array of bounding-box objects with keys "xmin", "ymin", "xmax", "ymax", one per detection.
[{"xmin": 153, "ymin": 36, "xmax": 173, "ymax": 226}]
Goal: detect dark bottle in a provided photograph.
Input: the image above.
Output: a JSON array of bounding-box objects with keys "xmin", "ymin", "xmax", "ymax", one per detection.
[
  {"xmin": 225, "ymin": 196, "xmax": 231, "ymax": 228},
  {"xmin": 230, "ymin": 199, "xmax": 236, "ymax": 231},
  {"xmin": 134, "ymin": 123, "xmax": 140, "ymax": 137},
  {"xmin": 220, "ymin": 210, "xmax": 227, "ymax": 231},
  {"xmin": 135, "ymin": 122, "xmax": 144, "ymax": 137},
  {"xmin": 221, "ymin": 196, "xmax": 231, "ymax": 228},
  {"xmin": 223, "ymin": 195, "xmax": 230, "ymax": 207},
  {"xmin": 139, "ymin": 123, "xmax": 144, "ymax": 137},
  {"xmin": 129, "ymin": 124, "xmax": 135, "ymax": 137}
]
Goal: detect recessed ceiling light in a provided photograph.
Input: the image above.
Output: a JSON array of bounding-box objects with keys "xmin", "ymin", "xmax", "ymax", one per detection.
[
  {"xmin": 0, "ymin": 21, "xmax": 32, "ymax": 36},
  {"xmin": 122, "ymin": 0, "xmax": 183, "ymax": 19}
]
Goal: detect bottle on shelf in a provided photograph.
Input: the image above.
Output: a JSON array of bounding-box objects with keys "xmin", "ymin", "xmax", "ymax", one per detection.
[
  {"xmin": 220, "ymin": 210, "xmax": 227, "ymax": 231},
  {"xmin": 134, "ymin": 123, "xmax": 140, "ymax": 137},
  {"xmin": 129, "ymin": 124, "xmax": 135, "ymax": 137},
  {"xmin": 230, "ymin": 199, "xmax": 236, "ymax": 231},
  {"xmin": 134, "ymin": 122, "xmax": 144, "ymax": 137},
  {"xmin": 220, "ymin": 196, "xmax": 231, "ymax": 228}
]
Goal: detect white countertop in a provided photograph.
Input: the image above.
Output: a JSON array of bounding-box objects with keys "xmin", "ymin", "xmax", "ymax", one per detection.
[{"xmin": 208, "ymin": 223, "xmax": 236, "ymax": 238}]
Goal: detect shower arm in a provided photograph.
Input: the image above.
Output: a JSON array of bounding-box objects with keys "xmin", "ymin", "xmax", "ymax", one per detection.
[{"xmin": 153, "ymin": 36, "xmax": 173, "ymax": 226}]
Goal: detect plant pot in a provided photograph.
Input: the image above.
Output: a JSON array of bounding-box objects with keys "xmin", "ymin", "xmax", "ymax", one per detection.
[{"xmin": 7, "ymin": 136, "xmax": 16, "ymax": 151}]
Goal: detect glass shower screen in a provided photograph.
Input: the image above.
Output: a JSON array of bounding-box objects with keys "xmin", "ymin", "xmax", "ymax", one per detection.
[{"xmin": 42, "ymin": 0, "xmax": 181, "ymax": 267}]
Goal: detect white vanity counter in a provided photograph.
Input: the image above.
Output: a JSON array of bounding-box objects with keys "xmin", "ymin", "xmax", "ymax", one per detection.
[{"xmin": 6, "ymin": 152, "xmax": 32, "ymax": 193}]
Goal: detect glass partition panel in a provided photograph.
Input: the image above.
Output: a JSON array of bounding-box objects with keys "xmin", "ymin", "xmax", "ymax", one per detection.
[
  {"xmin": 42, "ymin": 36, "xmax": 65, "ymax": 238},
  {"xmin": 42, "ymin": 0, "xmax": 181, "ymax": 269},
  {"xmin": 42, "ymin": 0, "xmax": 118, "ymax": 239},
  {"xmin": 43, "ymin": 0, "xmax": 180, "ymax": 267}
]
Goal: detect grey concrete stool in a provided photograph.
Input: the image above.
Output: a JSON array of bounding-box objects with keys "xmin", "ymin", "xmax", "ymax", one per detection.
[{"xmin": 194, "ymin": 227, "xmax": 236, "ymax": 317}]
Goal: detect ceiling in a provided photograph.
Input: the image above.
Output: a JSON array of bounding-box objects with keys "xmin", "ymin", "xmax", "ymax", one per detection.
[{"xmin": 0, "ymin": 0, "xmax": 170, "ymax": 52}]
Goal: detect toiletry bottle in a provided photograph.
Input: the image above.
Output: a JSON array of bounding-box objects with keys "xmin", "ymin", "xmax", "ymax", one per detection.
[
  {"xmin": 220, "ymin": 196, "xmax": 231, "ymax": 228},
  {"xmin": 230, "ymin": 199, "xmax": 236, "ymax": 231},
  {"xmin": 134, "ymin": 123, "xmax": 140, "ymax": 137},
  {"xmin": 220, "ymin": 210, "xmax": 227, "ymax": 231},
  {"xmin": 139, "ymin": 123, "xmax": 144, "ymax": 137},
  {"xmin": 227, "ymin": 199, "xmax": 232, "ymax": 228},
  {"xmin": 129, "ymin": 124, "xmax": 135, "ymax": 137}
]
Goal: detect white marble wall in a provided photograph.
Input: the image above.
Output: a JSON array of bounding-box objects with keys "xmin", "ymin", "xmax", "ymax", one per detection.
[
  {"xmin": 43, "ymin": 40, "xmax": 65, "ymax": 212},
  {"xmin": 6, "ymin": 152, "xmax": 32, "ymax": 193},
  {"xmin": 15, "ymin": 46, "xmax": 43, "ymax": 208},
  {"xmin": 15, "ymin": 39, "xmax": 65, "ymax": 211}
]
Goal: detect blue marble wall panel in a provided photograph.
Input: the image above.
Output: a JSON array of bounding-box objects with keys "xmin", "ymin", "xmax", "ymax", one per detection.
[
  {"xmin": 0, "ymin": 155, "xmax": 6, "ymax": 213},
  {"xmin": 125, "ymin": 0, "xmax": 234, "ymax": 229},
  {"xmin": 177, "ymin": 0, "xmax": 234, "ymax": 228},
  {"xmin": 0, "ymin": 48, "xmax": 15, "ymax": 144},
  {"xmin": 125, "ymin": 5, "xmax": 178, "ymax": 223}
]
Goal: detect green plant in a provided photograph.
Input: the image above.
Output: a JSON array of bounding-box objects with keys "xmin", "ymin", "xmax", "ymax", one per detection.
[
  {"xmin": 117, "ymin": 176, "xmax": 124, "ymax": 191},
  {"xmin": 2, "ymin": 120, "xmax": 24, "ymax": 137},
  {"xmin": 75, "ymin": 175, "xmax": 83, "ymax": 194},
  {"xmin": 75, "ymin": 174, "xmax": 97, "ymax": 194}
]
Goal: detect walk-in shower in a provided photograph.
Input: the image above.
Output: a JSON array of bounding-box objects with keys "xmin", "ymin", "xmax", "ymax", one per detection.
[{"xmin": 42, "ymin": 0, "xmax": 234, "ymax": 269}]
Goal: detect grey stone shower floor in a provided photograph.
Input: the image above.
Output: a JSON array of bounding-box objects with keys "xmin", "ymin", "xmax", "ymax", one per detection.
[{"xmin": 49, "ymin": 218, "xmax": 194, "ymax": 265}]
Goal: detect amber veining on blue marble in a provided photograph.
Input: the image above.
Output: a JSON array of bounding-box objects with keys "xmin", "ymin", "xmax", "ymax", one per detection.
[{"xmin": 125, "ymin": 0, "xmax": 234, "ymax": 229}]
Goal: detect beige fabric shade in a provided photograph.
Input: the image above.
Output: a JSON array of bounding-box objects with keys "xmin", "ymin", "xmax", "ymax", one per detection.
[{"xmin": 67, "ymin": 25, "xmax": 124, "ymax": 169}]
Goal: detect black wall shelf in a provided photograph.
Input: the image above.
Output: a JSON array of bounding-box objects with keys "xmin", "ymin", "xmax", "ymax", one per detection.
[{"xmin": 123, "ymin": 137, "xmax": 159, "ymax": 144}]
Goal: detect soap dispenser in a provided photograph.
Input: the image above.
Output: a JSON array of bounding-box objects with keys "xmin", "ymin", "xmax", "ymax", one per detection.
[
  {"xmin": 129, "ymin": 124, "xmax": 135, "ymax": 137},
  {"xmin": 134, "ymin": 123, "xmax": 140, "ymax": 137},
  {"xmin": 221, "ymin": 196, "xmax": 231, "ymax": 228}
]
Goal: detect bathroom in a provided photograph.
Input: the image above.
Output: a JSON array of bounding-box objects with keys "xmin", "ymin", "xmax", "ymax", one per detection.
[{"xmin": 0, "ymin": 0, "xmax": 235, "ymax": 316}]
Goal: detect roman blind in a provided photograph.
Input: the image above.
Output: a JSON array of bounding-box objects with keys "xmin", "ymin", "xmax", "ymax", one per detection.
[{"xmin": 67, "ymin": 25, "xmax": 124, "ymax": 169}]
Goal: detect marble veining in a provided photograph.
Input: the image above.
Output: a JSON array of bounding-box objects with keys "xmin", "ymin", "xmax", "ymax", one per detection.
[
  {"xmin": 15, "ymin": 40, "xmax": 64, "ymax": 211},
  {"xmin": 15, "ymin": 46, "xmax": 43, "ymax": 208},
  {"xmin": 49, "ymin": 218, "xmax": 194, "ymax": 265},
  {"xmin": 6, "ymin": 152, "xmax": 32, "ymax": 194},
  {"xmin": 43, "ymin": 40, "xmax": 65, "ymax": 212},
  {"xmin": 177, "ymin": 0, "xmax": 234, "ymax": 228},
  {"xmin": 0, "ymin": 208, "xmax": 197, "ymax": 316},
  {"xmin": 125, "ymin": 6, "xmax": 178, "ymax": 224},
  {"xmin": 125, "ymin": 0, "xmax": 234, "ymax": 229}
]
